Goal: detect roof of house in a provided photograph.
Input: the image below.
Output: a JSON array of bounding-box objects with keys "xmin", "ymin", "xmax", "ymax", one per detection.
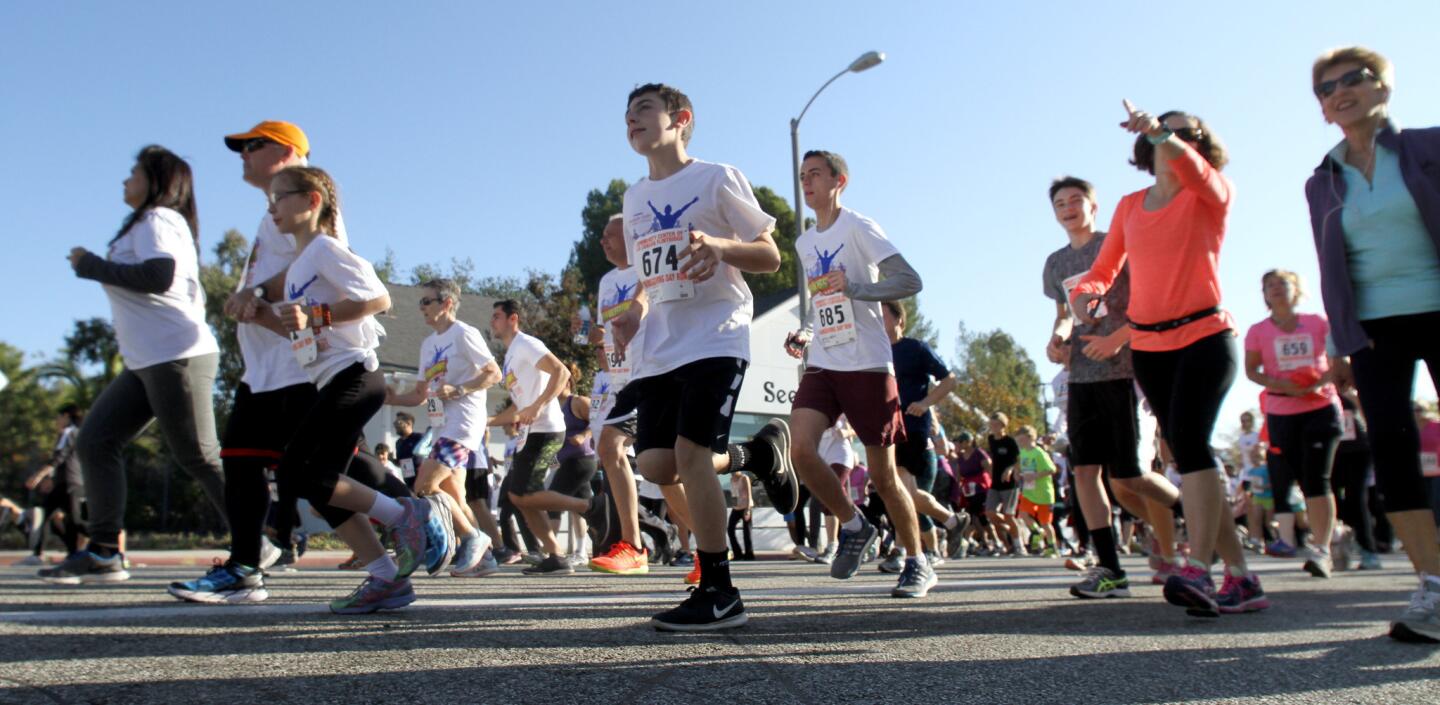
[{"xmin": 375, "ymin": 284, "xmax": 499, "ymax": 372}]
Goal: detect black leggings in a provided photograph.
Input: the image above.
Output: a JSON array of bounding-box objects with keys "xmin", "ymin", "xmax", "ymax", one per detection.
[
  {"xmin": 274, "ymin": 364, "xmax": 396, "ymax": 529},
  {"xmin": 40, "ymin": 478, "xmax": 84, "ymax": 555},
  {"xmin": 1266, "ymin": 405, "xmax": 1342, "ymax": 514},
  {"xmin": 727, "ymin": 508, "xmax": 754, "ymax": 558},
  {"xmin": 222, "ymin": 382, "xmax": 316, "ymax": 566},
  {"xmin": 1350, "ymin": 312, "xmax": 1439, "ymax": 514},
  {"xmin": 1331, "ymin": 446, "xmax": 1377, "ymax": 553},
  {"xmin": 1131, "ymin": 331, "xmax": 1237, "ymax": 474}
]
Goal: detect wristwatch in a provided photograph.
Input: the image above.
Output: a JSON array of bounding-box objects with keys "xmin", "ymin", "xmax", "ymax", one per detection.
[{"xmin": 252, "ymin": 286, "xmax": 266, "ymax": 302}]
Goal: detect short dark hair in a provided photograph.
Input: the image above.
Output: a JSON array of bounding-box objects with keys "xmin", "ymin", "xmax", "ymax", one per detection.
[
  {"xmin": 395, "ymin": 411, "xmax": 414, "ymax": 425},
  {"xmin": 421, "ymin": 278, "xmax": 462, "ymax": 311},
  {"xmin": 494, "ymin": 299, "xmax": 522, "ymax": 320},
  {"xmin": 882, "ymin": 300, "xmax": 905, "ymax": 324},
  {"xmin": 1049, "ymin": 176, "xmax": 1096, "ymax": 203},
  {"xmin": 953, "ymin": 431, "xmax": 973, "ymax": 444},
  {"xmin": 803, "ymin": 150, "xmax": 849, "ymax": 180},
  {"xmin": 58, "ymin": 404, "xmax": 84, "ymax": 426},
  {"xmin": 627, "ymin": 83, "xmax": 694, "ymax": 145},
  {"xmin": 1130, "ymin": 111, "xmax": 1229, "ymax": 174}
]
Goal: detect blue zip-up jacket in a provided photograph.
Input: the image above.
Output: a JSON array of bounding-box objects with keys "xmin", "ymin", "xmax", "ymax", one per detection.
[{"xmin": 1305, "ymin": 123, "xmax": 1440, "ymax": 356}]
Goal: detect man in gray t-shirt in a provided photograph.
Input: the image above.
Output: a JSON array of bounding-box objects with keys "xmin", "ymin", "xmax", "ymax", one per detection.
[{"xmin": 1041, "ymin": 176, "xmax": 1182, "ymax": 599}]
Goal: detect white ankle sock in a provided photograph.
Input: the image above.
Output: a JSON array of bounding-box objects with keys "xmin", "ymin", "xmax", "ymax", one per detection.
[
  {"xmin": 366, "ymin": 554, "xmax": 399, "ymax": 582},
  {"xmin": 842, "ymin": 514, "xmax": 863, "ymax": 533},
  {"xmin": 367, "ymin": 494, "xmax": 405, "ymax": 526}
]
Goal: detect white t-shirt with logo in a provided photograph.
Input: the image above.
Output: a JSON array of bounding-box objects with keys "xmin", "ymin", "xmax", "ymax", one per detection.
[
  {"xmin": 621, "ymin": 160, "xmax": 776, "ymax": 379},
  {"xmin": 501, "ymin": 331, "xmax": 564, "ymax": 433},
  {"xmin": 598, "ymin": 266, "xmax": 644, "ymax": 389},
  {"xmin": 237, "ymin": 216, "xmax": 311, "ymax": 392},
  {"xmin": 282, "ymin": 235, "xmax": 388, "ymax": 388},
  {"xmin": 796, "ymin": 208, "xmax": 900, "ymax": 372},
  {"xmin": 419, "ymin": 320, "xmax": 495, "ymax": 451},
  {"xmin": 101, "ymin": 208, "xmax": 219, "ymax": 370}
]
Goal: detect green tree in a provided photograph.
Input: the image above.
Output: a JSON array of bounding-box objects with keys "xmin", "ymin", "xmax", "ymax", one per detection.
[
  {"xmin": 570, "ymin": 179, "xmax": 628, "ymax": 297},
  {"xmin": 200, "ymin": 228, "xmax": 250, "ymax": 427},
  {"xmin": 945, "ymin": 322, "xmax": 1044, "ymax": 435},
  {"xmin": 0, "ymin": 344, "xmax": 58, "ymax": 495},
  {"xmin": 745, "ymin": 185, "xmax": 810, "ymax": 301}
]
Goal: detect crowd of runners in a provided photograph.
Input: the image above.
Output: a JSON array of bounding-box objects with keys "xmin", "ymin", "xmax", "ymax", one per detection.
[{"xmin": 3, "ymin": 45, "xmax": 1439, "ymax": 642}]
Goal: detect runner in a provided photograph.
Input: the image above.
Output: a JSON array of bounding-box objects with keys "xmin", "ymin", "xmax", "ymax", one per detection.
[
  {"xmin": 251, "ymin": 165, "xmax": 453, "ymax": 613},
  {"xmin": 1072, "ymin": 101, "xmax": 1262, "ymax": 618},
  {"xmin": 984, "ymin": 413, "xmax": 1024, "ymax": 555},
  {"xmin": 1041, "ymin": 175, "xmax": 1185, "ymax": 598},
  {"xmin": 384, "ymin": 277, "xmax": 501, "ymax": 577},
  {"xmin": 28, "ymin": 405, "xmax": 87, "ymax": 574},
  {"xmin": 775, "ymin": 149, "xmax": 944, "ymax": 596},
  {"xmin": 488, "ymin": 300, "xmax": 605, "ymax": 576},
  {"xmin": 883, "ymin": 300, "xmax": 973, "ymax": 569},
  {"xmin": 1332, "ymin": 391, "xmax": 1381, "ymax": 570},
  {"xmin": 1243, "ymin": 270, "xmax": 1343, "ymax": 578},
  {"xmin": 49, "ymin": 145, "xmax": 226, "ymax": 584},
  {"xmin": 1015, "ymin": 425, "xmax": 1060, "ymax": 557},
  {"xmin": 167, "ymin": 122, "xmax": 332, "ymax": 601},
  {"xmin": 587, "ymin": 214, "xmax": 653, "ymax": 575},
  {"xmin": 1305, "ymin": 46, "xmax": 1440, "ymax": 642},
  {"xmin": 608, "ymin": 83, "xmax": 784, "ymax": 629},
  {"xmin": 390, "ymin": 413, "xmax": 425, "ymax": 489}
]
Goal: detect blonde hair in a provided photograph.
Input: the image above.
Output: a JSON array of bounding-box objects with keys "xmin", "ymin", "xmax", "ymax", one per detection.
[
  {"xmin": 276, "ymin": 166, "xmax": 342, "ymax": 238},
  {"xmin": 1262, "ymin": 269, "xmax": 1304, "ymax": 308},
  {"xmin": 1313, "ymin": 46, "xmax": 1394, "ymax": 94},
  {"xmin": 1016, "ymin": 424, "xmax": 1037, "ymax": 438}
]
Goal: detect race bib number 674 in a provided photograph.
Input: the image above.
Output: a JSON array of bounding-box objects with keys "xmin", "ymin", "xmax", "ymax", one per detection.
[{"xmin": 635, "ymin": 228, "xmax": 694, "ymax": 303}]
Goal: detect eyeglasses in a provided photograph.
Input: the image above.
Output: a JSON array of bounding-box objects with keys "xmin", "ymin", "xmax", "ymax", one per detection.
[
  {"xmin": 419, "ymin": 296, "xmax": 446, "ymax": 307},
  {"xmin": 267, "ymin": 189, "xmax": 307, "ymax": 206},
  {"xmin": 1315, "ymin": 67, "xmax": 1379, "ymax": 99}
]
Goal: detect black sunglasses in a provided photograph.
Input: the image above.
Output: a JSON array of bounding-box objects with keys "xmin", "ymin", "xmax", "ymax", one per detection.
[
  {"xmin": 1173, "ymin": 126, "xmax": 1204, "ymax": 142},
  {"xmin": 241, "ymin": 138, "xmax": 278, "ymax": 154},
  {"xmin": 1315, "ymin": 67, "xmax": 1379, "ymax": 99},
  {"xmin": 419, "ymin": 296, "xmax": 446, "ymax": 307}
]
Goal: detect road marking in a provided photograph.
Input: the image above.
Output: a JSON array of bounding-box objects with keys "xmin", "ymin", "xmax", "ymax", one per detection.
[{"xmin": 0, "ymin": 560, "xmax": 1323, "ymax": 624}]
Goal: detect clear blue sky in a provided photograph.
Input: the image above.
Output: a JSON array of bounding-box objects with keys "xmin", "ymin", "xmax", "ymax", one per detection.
[{"xmin": 3, "ymin": 2, "xmax": 1437, "ymax": 436}]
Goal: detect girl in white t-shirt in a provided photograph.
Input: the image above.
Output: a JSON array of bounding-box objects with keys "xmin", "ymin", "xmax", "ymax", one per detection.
[
  {"xmin": 257, "ymin": 166, "xmax": 453, "ymax": 614},
  {"xmin": 47, "ymin": 146, "xmax": 226, "ymax": 585}
]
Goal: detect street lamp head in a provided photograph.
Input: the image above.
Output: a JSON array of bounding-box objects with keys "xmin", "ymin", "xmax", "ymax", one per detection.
[{"xmin": 849, "ymin": 51, "xmax": 885, "ymax": 73}]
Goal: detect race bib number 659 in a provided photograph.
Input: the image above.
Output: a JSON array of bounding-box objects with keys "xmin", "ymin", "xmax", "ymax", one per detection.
[{"xmin": 635, "ymin": 228, "xmax": 694, "ymax": 303}]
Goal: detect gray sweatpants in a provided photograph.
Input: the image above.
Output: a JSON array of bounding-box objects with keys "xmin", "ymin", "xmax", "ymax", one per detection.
[{"xmin": 78, "ymin": 352, "xmax": 227, "ymax": 546}]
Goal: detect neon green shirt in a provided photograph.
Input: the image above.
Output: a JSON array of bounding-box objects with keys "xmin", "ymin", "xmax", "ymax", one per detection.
[{"xmin": 1018, "ymin": 447, "xmax": 1057, "ymax": 505}]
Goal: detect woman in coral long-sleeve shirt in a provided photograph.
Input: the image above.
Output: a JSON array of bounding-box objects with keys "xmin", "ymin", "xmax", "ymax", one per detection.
[{"xmin": 1072, "ymin": 101, "xmax": 1263, "ymax": 619}]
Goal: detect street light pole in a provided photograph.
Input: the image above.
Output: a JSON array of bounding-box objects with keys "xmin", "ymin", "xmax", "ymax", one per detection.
[{"xmin": 790, "ymin": 51, "xmax": 884, "ymax": 327}]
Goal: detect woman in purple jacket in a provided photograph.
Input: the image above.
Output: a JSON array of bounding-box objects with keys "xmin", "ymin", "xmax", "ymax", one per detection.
[{"xmin": 1304, "ymin": 45, "xmax": 1440, "ymax": 644}]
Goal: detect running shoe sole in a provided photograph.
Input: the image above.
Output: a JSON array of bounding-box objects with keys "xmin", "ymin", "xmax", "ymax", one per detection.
[
  {"xmin": 42, "ymin": 570, "xmax": 130, "ymax": 586},
  {"xmin": 652, "ymin": 612, "xmax": 749, "ymax": 632},
  {"xmin": 423, "ymin": 494, "xmax": 457, "ymax": 576},
  {"xmin": 168, "ymin": 586, "xmax": 269, "ymax": 604},
  {"xmin": 1070, "ymin": 585, "xmax": 1132, "ymax": 599},
  {"xmin": 1389, "ymin": 621, "xmax": 1440, "ymax": 644},
  {"xmin": 1163, "ymin": 578, "xmax": 1218, "ymax": 618},
  {"xmin": 756, "ymin": 419, "xmax": 799, "ymax": 514},
  {"xmin": 1303, "ymin": 559, "xmax": 1331, "ymax": 579},
  {"xmin": 891, "ymin": 572, "xmax": 938, "ymax": 598},
  {"xmin": 330, "ymin": 591, "xmax": 416, "ymax": 615}
]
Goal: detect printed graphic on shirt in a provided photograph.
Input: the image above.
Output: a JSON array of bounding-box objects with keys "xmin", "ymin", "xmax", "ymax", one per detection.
[
  {"xmin": 806, "ymin": 245, "xmax": 856, "ymax": 348},
  {"xmin": 600, "ymin": 278, "xmax": 638, "ymax": 376},
  {"xmin": 634, "ymin": 197, "xmax": 701, "ymax": 303},
  {"xmin": 424, "ymin": 343, "xmax": 453, "ymax": 425}
]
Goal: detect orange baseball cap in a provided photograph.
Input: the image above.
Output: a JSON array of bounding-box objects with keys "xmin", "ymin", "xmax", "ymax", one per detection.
[{"xmin": 224, "ymin": 121, "xmax": 310, "ymax": 157}]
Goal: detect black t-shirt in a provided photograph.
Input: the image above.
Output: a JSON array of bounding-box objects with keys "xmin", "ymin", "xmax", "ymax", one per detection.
[
  {"xmin": 987, "ymin": 434, "xmax": 1019, "ymax": 490},
  {"xmin": 892, "ymin": 337, "xmax": 950, "ymax": 439},
  {"xmin": 395, "ymin": 432, "xmax": 424, "ymax": 461}
]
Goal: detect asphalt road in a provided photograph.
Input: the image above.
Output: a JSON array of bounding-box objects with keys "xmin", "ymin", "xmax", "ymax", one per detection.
[{"xmin": 0, "ymin": 551, "xmax": 1436, "ymax": 704}]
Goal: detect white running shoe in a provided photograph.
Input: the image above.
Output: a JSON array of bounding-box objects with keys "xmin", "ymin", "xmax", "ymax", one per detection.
[{"xmin": 257, "ymin": 537, "xmax": 282, "ymax": 571}]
